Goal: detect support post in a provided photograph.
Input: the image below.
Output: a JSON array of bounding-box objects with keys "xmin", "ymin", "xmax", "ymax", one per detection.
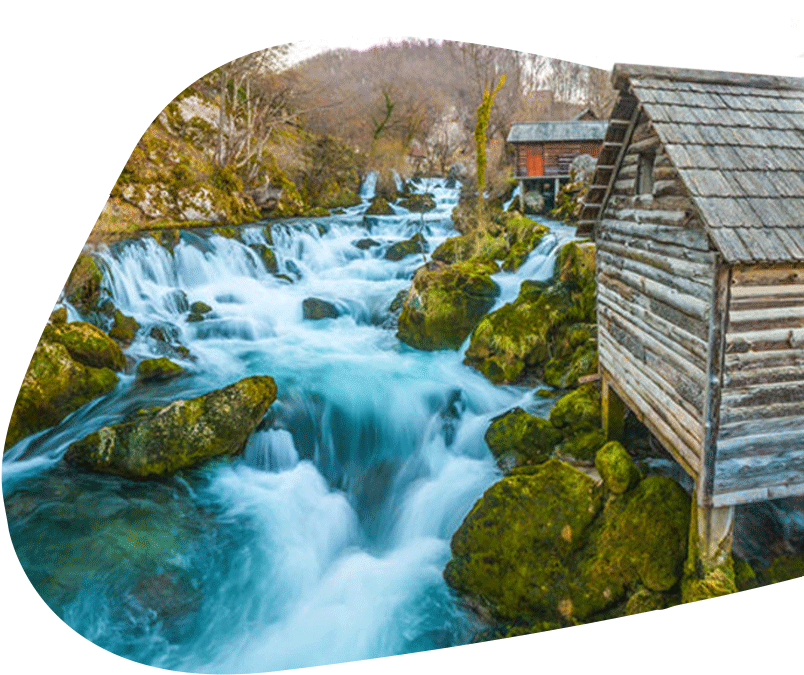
[
  {"xmin": 695, "ymin": 495, "xmax": 735, "ymax": 570},
  {"xmin": 601, "ymin": 375, "xmax": 625, "ymax": 442},
  {"xmin": 518, "ymin": 179, "xmax": 524, "ymax": 212}
]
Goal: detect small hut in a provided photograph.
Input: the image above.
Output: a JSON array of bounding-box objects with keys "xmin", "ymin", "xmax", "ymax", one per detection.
[
  {"xmin": 579, "ymin": 64, "xmax": 804, "ymax": 564},
  {"xmin": 507, "ymin": 114, "xmax": 608, "ymax": 209}
]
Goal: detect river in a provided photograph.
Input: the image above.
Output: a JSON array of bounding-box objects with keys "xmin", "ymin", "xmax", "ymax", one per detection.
[{"xmin": 2, "ymin": 176, "xmax": 577, "ymax": 673}]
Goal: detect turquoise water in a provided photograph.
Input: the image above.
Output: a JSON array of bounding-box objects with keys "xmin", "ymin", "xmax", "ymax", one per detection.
[{"xmin": 3, "ymin": 177, "xmax": 576, "ymax": 672}]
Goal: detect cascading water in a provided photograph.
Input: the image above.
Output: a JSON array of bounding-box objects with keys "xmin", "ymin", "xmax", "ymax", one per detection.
[{"xmin": 3, "ymin": 176, "xmax": 577, "ymax": 673}]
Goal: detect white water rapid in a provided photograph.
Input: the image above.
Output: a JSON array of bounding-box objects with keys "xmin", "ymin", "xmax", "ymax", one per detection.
[{"xmin": 3, "ymin": 176, "xmax": 578, "ymax": 673}]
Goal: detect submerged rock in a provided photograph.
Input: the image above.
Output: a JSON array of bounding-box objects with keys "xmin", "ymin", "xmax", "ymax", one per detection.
[
  {"xmin": 302, "ymin": 297, "xmax": 339, "ymax": 320},
  {"xmin": 398, "ymin": 192, "xmax": 436, "ymax": 213},
  {"xmin": 64, "ymin": 375, "xmax": 277, "ymax": 478},
  {"xmin": 249, "ymin": 243, "xmax": 279, "ymax": 274},
  {"xmin": 397, "ymin": 261, "xmax": 500, "ymax": 351},
  {"xmin": 354, "ymin": 238, "xmax": 380, "ymax": 250}
]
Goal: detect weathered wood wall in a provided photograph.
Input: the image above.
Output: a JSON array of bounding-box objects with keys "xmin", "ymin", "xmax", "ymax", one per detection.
[
  {"xmin": 514, "ymin": 141, "xmax": 602, "ymax": 178},
  {"xmin": 712, "ymin": 264, "xmax": 804, "ymax": 506},
  {"xmin": 597, "ymin": 112, "xmax": 715, "ymax": 478}
]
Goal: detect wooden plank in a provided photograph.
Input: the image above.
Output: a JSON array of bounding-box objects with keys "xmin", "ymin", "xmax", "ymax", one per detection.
[
  {"xmin": 721, "ymin": 380, "xmax": 804, "ymax": 409},
  {"xmin": 725, "ymin": 348, "xmax": 804, "ymax": 371},
  {"xmin": 599, "ymin": 333, "xmax": 704, "ymax": 452},
  {"xmin": 597, "ymin": 237, "xmax": 714, "ymax": 280},
  {"xmin": 599, "ymin": 347, "xmax": 702, "ymax": 472},
  {"xmin": 597, "ymin": 285, "xmax": 706, "ymax": 356},
  {"xmin": 724, "ymin": 364, "xmax": 804, "ymax": 388},
  {"xmin": 598, "ymin": 228, "xmax": 716, "ymax": 267},
  {"xmin": 597, "ymin": 249, "xmax": 712, "ymax": 302},
  {"xmin": 712, "ymin": 481, "xmax": 804, "ymax": 508},
  {"xmin": 598, "ymin": 304, "xmax": 706, "ymax": 413},
  {"xmin": 732, "ymin": 265, "xmax": 804, "ymax": 286},
  {"xmin": 727, "ymin": 304, "xmax": 804, "ymax": 332},
  {"xmin": 719, "ymin": 415, "xmax": 804, "ymax": 442},
  {"xmin": 713, "ymin": 452, "xmax": 804, "ymax": 493},
  {"xmin": 699, "ymin": 262, "xmax": 731, "ymax": 503},
  {"xmin": 599, "ymin": 269, "xmax": 709, "ymax": 323},
  {"xmin": 727, "ymin": 327, "xmax": 804, "ymax": 353},
  {"xmin": 601, "ymin": 219, "xmax": 710, "ymax": 251},
  {"xmin": 720, "ymin": 400, "xmax": 804, "ymax": 425},
  {"xmin": 716, "ymin": 428, "xmax": 804, "ymax": 461}
]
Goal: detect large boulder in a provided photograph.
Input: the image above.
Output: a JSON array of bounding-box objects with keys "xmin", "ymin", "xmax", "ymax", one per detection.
[
  {"xmin": 136, "ymin": 357, "xmax": 186, "ymax": 383},
  {"xmin": 549, "ymin": 384, "xmax": 607, "ymax": 463},
  {"xmin": 64, "ymin": 254, "xmax": 105, "ymax": 314},
  {"xmin": 444, "ymin": 460, "xmax": 603, "ymax": 622},
  {"xmin": 465, "ymin": 242, "xmax": 597, "ymax": 387},
  {"xmin": 64, "ymin": 375, "xmax": 277, "ymax": 478},
  {"xmin": 302, "ymin": 297, "xmax": 339, "ymax": 320},
  {"xmin": 5, "ymin": 317, "xmax": 129, "ymax": 449},
  {"xmin": 397, "ymin": 261, "xmax": 500, "ymax": 351},
  {"xmin": 444, "ymin": 458, "xmax": 691, "ymax": 627}
]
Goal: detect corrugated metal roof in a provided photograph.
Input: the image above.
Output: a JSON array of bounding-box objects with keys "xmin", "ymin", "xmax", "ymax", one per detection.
[
  {"xmin": 603, "ymin": 64, "xmax": 804, "ymax": 264},
  {"xmin": 507, "ymin": 120, "xmax": 608, "ymax": 143}
]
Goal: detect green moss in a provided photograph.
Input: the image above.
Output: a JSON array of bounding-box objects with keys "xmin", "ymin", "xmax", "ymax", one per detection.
[
  {"xmin": 249, "ymin": 244, "xmax": 278, "ymax": 274},
  {"xmin": 64, "ymin": 254, "xmax": 104, "ymax": 314},
  {"xmin": 108, "ymin": 310, "xmax": 140, "ymax": 345},
  {"xmin": 397, "ymin": 261, "xmax": 500, "ymax": 351},
  {"xmin": 398, "ymin": 193, "xmax": 436, "ymax": 213},
  {"xmin": 212, "ymin": 226, "xmax": 239, "ymax": 239},
  {"xmin": 549, "ymin": 384, "xmax": 605, "ymax": 462},
  {"xmin": 64, "ymin": 375, "xmax": 278, "ymax": 478},
  {"xmin": 624, "ymin": 587, "xmax": 669, "ymax": 615},
  {"xmin": 595, "ymin": 442, "xmax": 641, "ymax": 494},
  {"xmin": 49, "ymin": 307, "xmax": 68, "ymax": 325},
  {"xmin": 385, "ymin": 233, "xmax": 427, "ymax": 261},
  {"xmin": 365, "ymin": 196, "xmax": 394, "ymax": 216},
  {"xmin": 135, "ymin": 358, "xmax": 185, "ymax": 383},
  {"xmin": 484, "ymin": 408, "xmax": 560, "ymax": 472},
  {"xmin": 189, "ymin": 301, "xmax": 212, "ymax": 315},
  {"xmin": 444, "ymin": 460, "xmax": 603, "ymax": 622},
  {"xmin": 45, "ymin": 321, "xmax": 126, "ymax": 371},
  {"xmin": 765, "ymin": 553, "xmax": 804, "ymax": 585}
]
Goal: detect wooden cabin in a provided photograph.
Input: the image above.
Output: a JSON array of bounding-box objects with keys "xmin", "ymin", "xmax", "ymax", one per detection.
[
  {"xmin": 507, "ymin": 113, "xmax": 608, "ymax": 209},
  {"xmin": 579, "ymin": 64, "xmax": 804, "ymax": 563}
]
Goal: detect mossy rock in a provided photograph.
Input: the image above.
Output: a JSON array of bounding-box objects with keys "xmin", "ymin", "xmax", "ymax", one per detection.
[
  {"xmin": 6, "ymin": 341, "xmax": 119, "ymax": 450},
  {"xmin": 465, "ymin": 276, "xmax": 595, "ymax": 386},
  {"xmin": 558, "ymin": 241, "xmax": 596, "ymax": 285},
  {"xmin": 431, "ymin": 232, "xmax": 508, "ymax": 265},
  {"xmin": 733, "ymin": 557, "xmax": 759, "ymax": 591},
  {"xmin": 365, "ymin": 196, "xmax": 394, "ymax": 216},
  {"xmin": 764, "ymin": 553, "xmax": 804, "ymax": 584},
  {"xmin": 624, "ymin": 587, "xmax": 669, "ymax": 615},
  {"xmin": 444, "ymin": 459, "xmax": 603, "ymax": 622},
  {"xmin": 187, "ymin": 301, "xmax": 212, "ymax": 322},
  {"xmin": 212, "ymin": 226, "xmax": 239, "ymax": 240},
  {"xmin": 388, "ymin": 288, "xmax": 408, "ymax": 314},
  {"xmin": 49, "ymin": 307, "xmax": 68, "ymax": 325},
  {"xmin": 249, "ymin": 244, "xmax": 278, "ymax": 274},
  {"xmin": 63, "ymin": 375, "xmax": 277, "ymax": 478},
  {"xmin": 385, "ymin": 232, "xmax": 428, "ymax": 261},
  {"xmin": 484, "ymin": 408, "xmax": 560, "ymax": 472},
  {"xmin": 64, "ymin": 254, "xmax": 104, "ymax": 314},
  {"xmin": 398, "ymin": 193, "xmax": 436, "ymax": 213},
  {"xmin": 354, "ymin": 238, "xmax": 380, "ymax": 250},
  {"xmin": 581, "ymin": 476, "xmax": 691, "ymax": 606},
  {"xmin": 302, "ymin": 297, "xmax": 339, "ymax": 320},
  {"xmin": 499, "ymin": 215, "xmax": 550, "ymax": 272},
  {"xmin": 135, "ymin": 358, "xmax": 186, "ymax": 383},
  {"xmin": 397, "ymin": 261, "xmax": 500, "ymax": 351},
  {"xmin": 44, "ymin": 321, "xmax": 126, "ymax": 371},
  {"xmin": 682, "ymin": 564, "xmax": 738, "ymax": 603},
  {"xmin": 108, "ymin": 310, "xmax": 140, "ymax": 346},
  {"xmin": 595, "ymin": 442, "xmax": 641, "ymax": 494},
  {"xmin": 550, "ymin": 384, "xmax": 605, "ymax": 462}
]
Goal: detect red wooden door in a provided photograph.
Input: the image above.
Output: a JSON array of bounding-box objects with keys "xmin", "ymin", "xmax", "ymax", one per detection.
[{"xmin": 526, "ymin": 150, "xmax": 544, "ymax": 176}]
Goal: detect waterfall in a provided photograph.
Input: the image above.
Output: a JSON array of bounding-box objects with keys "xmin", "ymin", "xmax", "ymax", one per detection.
[{"xmin": 3, "ymin": 177, "xmax": 579, "ymax": 673}]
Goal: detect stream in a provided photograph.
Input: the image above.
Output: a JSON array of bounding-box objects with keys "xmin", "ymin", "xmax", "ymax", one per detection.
[{"xmin": 3, "ymin": 176, "xmax": 578, "ymax": 673}]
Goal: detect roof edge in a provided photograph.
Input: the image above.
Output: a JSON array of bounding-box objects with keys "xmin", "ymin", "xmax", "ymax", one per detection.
[{"xmin": 612, "ymin": 63, "xmax": 804, "ymax": 92}]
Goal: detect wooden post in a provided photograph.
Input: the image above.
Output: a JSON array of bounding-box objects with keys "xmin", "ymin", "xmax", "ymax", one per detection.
[
  {"xmin": 695, "ymin": 497, "xmax": 735, "ymax": 569},
  {"xmin": 602, "ymin": 375, "xmax": 625, "ymax": 442},
  {"xmin": 518, "ymin": 179, "xmax": 524, "ymax": 212}
]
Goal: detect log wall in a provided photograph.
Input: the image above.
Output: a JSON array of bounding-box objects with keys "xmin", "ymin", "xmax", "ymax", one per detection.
[
  {"xmin": 712, "ymin": 264, "xmax": 804, "ymax": 506},
  {"xmin": 597, "ymin": 112, "xmax": 716, "ymax": 480}
]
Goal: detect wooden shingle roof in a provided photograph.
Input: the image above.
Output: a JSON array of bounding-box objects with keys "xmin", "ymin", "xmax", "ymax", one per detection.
[
  {"xmin": 507, "ymin": 120, "xmax": 608, "ymax": 144},
  {"xmin": 588, "ymin": 64, "xmax": 804, "ymax": 264}
]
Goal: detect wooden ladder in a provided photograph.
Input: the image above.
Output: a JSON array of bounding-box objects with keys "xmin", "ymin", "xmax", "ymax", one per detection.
[{"xmin": 576, "ymin": 96, "xmax": 640, "ymax": 237}]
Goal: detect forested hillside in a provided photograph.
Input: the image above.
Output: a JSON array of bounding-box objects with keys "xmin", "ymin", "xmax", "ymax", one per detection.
[{"xmin": 92, "ymin": 38, "xmax": 613, "ymax": 241}]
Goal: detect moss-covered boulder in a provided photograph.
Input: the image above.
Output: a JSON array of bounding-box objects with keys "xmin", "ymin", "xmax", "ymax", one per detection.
[
  {"xmin": 64, "ymin": 254, "xmax": 104, "ymax": 314},
  {"xmin": 187, "ymin": 301, "xmax": 212, "ymax": 323},
  {"xmin": 64, "ymin": 375, "xmax": 277, "ymax": 478},
  {"xmin": 431, "ymin": 231, "xmax": 508, "ymax": 266},
  {"xmin": 354, "ymin": 238, "xmax": 380, "ymax": 250},
  {"xmin": 249, "ymin": 244, "xmax": 279, "ymax": 274},
  {"xmin": 49, "ymin": 307, "xmax": 68, "ymax": 325},
  {"xmin": 444, "ymin": 460, "xmax": 603, "ymax": 622},
  {"xmin": 549, "ymin": 384, "xmax": 606, "ymax": 463},
  {"xmin": 397, "ymin": 261, "xmax": 500, "ymax": 351},
  {"xmin": 108, "ymin": 310, "xmax": 140, "ymax": 346},
  {"xmin": 465, "ymin": 271, "xmax": 596, "ymax": 387},
  {"xmin": 136, "ymin": 358, "xmax": 186, "ymax": 383},
  {"xmin": 579, "ymin": 476, "xmax": 690, "ymax": 608},
  {"xmin": 484, "ymin": 408, "xmax": 560, "ymax": 472},
  {"xmin": 385, "ymin": 233, "xmax": 428, "ymax": 261},
  {"xmin": 595, "ymin": 442, "xmax": 641, "ymax": 494},
  {"xmin": 4, "ymin": 318, "xmax": 129, "ymax": 449},
  {"xmin": 499, "ymin": 215, "xmax": 550, "ymax": 272},
  {"xmin": 764, "ymin": 553, "xmax": 804, "ymax": 584}
]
